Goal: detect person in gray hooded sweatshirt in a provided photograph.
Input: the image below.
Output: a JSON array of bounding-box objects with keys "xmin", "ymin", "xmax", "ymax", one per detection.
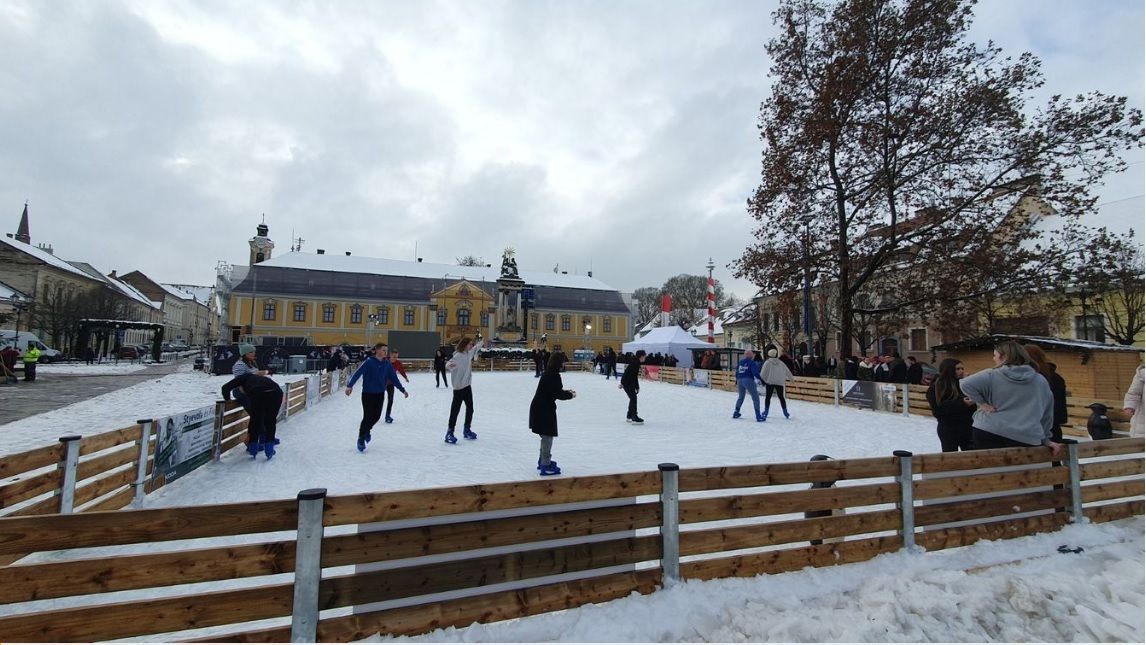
[
  {"xmin": 444, "ymin": 334, "xmax": 482, "ymax": 444},
  {"xmin": 958, "ymin": 340, "xmax": 1064, "ymax": 458}
]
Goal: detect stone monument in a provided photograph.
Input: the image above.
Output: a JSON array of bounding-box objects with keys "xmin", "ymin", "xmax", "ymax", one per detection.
[{"xmin": 494, "ymin": 247, "xmax": 526, "ymax": 343}]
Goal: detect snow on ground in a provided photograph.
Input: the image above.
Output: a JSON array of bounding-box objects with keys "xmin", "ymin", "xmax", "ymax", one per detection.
[
  {"xmin": 2, "ymin": 368, "xmax": 1142, "ymax": 642},
  {"xmin": 33, "ymin": 361, "xmax": 151, "ymax": 375}
]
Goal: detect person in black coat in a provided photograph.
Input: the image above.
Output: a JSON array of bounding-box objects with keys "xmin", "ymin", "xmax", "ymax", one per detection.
[
  {"xmin": 1024, "ymin": 345, "xmax": 1068, "ymax": 442},
  {"xmin": 925, "ymin": 358, "xmax": 975, "ymax": 452},
  {"xmin": 530, "ymin": 352, "xmax": 576, "ymax": 476},
  {"xmin": 905, "ymin": 356, "xmax": 924, "ymax": 385},
  {"xmin": 620, "ymin": 350, "xmax": 646, "ymax": 424},
  {"xmin": 844, "ymin": 355, "xmax": 858, "ymax": 380},
  {"xmin": 221, "ymin": 372, "xmax": 285, "ymax": 459},
  {"xmin": 604, "ymin": 347, "xmax": 619, "ymax": 380},
  {"xmin": 889, "ymin": 354, "xmax": 907, "ymax": 383},
  {"xmin": 433, "ymin": 348, "xmax": 449, "ymax": 388}
]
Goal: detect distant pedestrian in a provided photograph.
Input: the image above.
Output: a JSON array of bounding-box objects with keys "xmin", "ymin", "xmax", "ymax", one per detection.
[
  {"xmin": 732, "ymin": 349, "xmax": 766, "ymax": 422},
  {"xmin": 385, "ymin": 349, "xmax": 411, "ymax": 423},
  {"xmin": 221, "ymin": 371, "xmax": 284, "ymax": 460},
  {"xmin": 530, "ymin": 352, "xmax": 576, "ymax": 476},
  {"xmin": 761, "ymin": 348, "xmax": 793, "ymax": 419},
  {"xmin": 620, "ymin": 349, "xmax": 645, "ymax": 424},
  {"xmin": 1024, "ymin": 344, "xmax": 1068, "ymax": 442},
  {"xmin": 325, "ymin": 347, "xmax": 345, "ymax": 373},
  {"xmin": 84, "ymin": 346, "xmax": 96, "ymax": 365},
  {"xmin": 232, "ymin": 343, "xmax": 268, "ymax": 378},
  {"xmin": 604, "ymin": 346, "xmax": 619, "ymax": 380},
  {"xmin": 906, "ymin": 356, "xmax": 924, "ymax": 385},
  {"xmin": 433, "ymin": 347, "xmax": 449, "ymax": 388},
  {"xmin": 926, "ymin": 358, "xmax": 975, "ymax": 452},
  {"xmin": 345, "ymin": 343, "xmax": 407, "ymax": 452},
  {"xmin": 22, "ymin": 345, "xmax": 40, "ymax": 382},
  {"xmin": 445, "ymin": 335, "xmax": 482, "ymax": 444}
]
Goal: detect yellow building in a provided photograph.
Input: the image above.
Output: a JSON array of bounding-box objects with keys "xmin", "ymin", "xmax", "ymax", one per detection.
[{"xmin": 224, "ymin": 226, "xmax": 630, "ymax": 356}]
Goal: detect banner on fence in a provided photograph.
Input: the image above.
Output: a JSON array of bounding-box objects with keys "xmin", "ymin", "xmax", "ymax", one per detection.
[
  {"xmin": 152, "ymin": 404, "xmax": 217, "ymax": 484},
  {"xmin": 840, "ymin": 380, "xmax": 877, "ymax": 409},
  {"xmin": 687, "ymin": 369, "xmax": 711, "ymax": 388},
  {"xmin": 877, "ymin": 384, "xmax": 901, "ymax": 413},
  {"xmin": 306, "ymin": 373, "xmax": 320, "ymax": 407},
  {"xmin": 643, "ymin": 366, "xmax": 660, "ymax": 381}
]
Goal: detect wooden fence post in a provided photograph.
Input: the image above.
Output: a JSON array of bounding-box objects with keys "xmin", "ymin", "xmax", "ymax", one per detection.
[
  {"xmin": 291, "ymin": 488, "xmax": 327, "ymax": 643},
  {"xmin": 893, "ymin": 450, "xmax": 915, "ymax": 549},
  {"xmin": 659, "ymin": 462, "xmax": 680, "ymax": 584},
  {"xmin": 1064, "ymin": 439, "xmax": 1084, "ymax": 522},
  {"xmin": 58, "ymin": 435, "xmax": 82, "ymax": 514},
  {"xmin": 832, "ymin": 378, "xmax": 839, "ymax": 407},
  {"xmin": 132, "ymin": 420, "xmax": 153, "ymax": 507}
]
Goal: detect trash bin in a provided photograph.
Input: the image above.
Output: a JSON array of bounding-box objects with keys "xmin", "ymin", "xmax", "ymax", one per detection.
[{"xmin": 288, "ymin": 356, "xmax": 307, "ymax": 374}]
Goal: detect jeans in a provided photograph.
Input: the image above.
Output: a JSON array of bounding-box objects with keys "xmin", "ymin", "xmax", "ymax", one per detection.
[{"xmin": 735, "ymin": 379, "xmax": 761, "ymax": 416}]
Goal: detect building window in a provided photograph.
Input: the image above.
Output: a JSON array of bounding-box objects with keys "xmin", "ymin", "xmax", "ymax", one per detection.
[
  {"xmin": 481, "ymin": 311, "xmax": 489, "ymax": 327},
  {"xmin": 603, "ymin": 317, "xmax": 611, "ymax": 333},
  {"xmin": 772, "ymin": 311, "xmax": 779, "ymax": 332},
  {"xmin": 403, "ymin": 308, "xmax": 415, "ymax": 326},
  {"xmin": 322, "ymin": 304, "xmax": 336, "ymax": 323},
  {"xmin": 561, "ymin": 315, "xmax": 571, "ymax": 332},
  {"xmin": 1075, "ymin": 315, "xmax": 1105, "ymax": 343},
  {"xmin": 293, "ymin": 303, "xmax": 307, "ymax": 322},
  {"xmin": 545, "ymin": 314, "xmax": 555, "ymax": 331},
  {"xmin": 910, "ymin": 328, "xmax": 927, "ymax": 352},
  {"xmin": 458, "ymin": 308, "xmax": 471, "ymax": 327},
  {"xmin": 262, "ymin": 302, "xmax": 276, "ymax": 321},
  {"xmin": 378, "ymin": 307, "xmax": 389, "ymax": 325},
  {"xmin": 437, "ymin": 308, "xmax": 447, "ymax": 325},
  {"xmin": 531, "ymin": 313, "xmax": 539, "ymax": 330},
  {"xmin": 350, "ymin": 305, "xmax": 362, "ymax": 324}
]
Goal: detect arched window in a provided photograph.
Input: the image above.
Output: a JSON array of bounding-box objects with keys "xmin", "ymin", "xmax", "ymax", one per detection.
[
  {"xmin": 322, "ymin": 304, "xmax": 336, "ymax": 323},
  {"xmin": 437, "ymin": 308, "xmax": 448, "ymax": 325},
  {"xmin": 458, "ymin": 308, "xmax": 471, "ymax": 327}
]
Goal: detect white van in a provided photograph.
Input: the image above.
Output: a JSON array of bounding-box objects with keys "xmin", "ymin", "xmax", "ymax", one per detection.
[{"xmin": 0, "ymin": 330, "xmax": 62, "ymax": 362}]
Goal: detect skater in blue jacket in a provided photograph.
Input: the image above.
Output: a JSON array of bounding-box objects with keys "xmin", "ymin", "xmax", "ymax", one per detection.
[
  {"xmin": 345, "ymin": 343, "xmax": 407, "ymax": 452},
  {"xmin": 733, "ymin": 349, "xmax": 767, "ymax": 422}
]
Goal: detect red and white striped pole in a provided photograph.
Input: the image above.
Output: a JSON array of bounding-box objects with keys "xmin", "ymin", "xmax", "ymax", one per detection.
[
  {"xmin": 660, "ymin": 293, "xmax": 672, "ymax": 327},
  {"xmin": 706, "ymin": 258, "xmax": 716, "ymax": 344}
]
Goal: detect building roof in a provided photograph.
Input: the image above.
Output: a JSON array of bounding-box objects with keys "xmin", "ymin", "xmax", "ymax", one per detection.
[
  {"xmin": 0, "ymin": 280, "xmax": 29, "ymax": 302},
  {"xmin": 259, "ymin": 251, "xmax": 618, "ymax": 291},
  {"xmin": 67, "ymin": 261, "xmax": 158, "ymax": 310},
  {"xmin": 0, "ymin": 235, "xmax": 97, "ymax": 280},
  {"xmin": 159, "ymin": 283, "xmax": 194, "ymax": 301},
  {"xmin": 165, "ymin": 284, "xmax": 213, "ymax": 305},
  {"xmin": 931, "ymin": 334, "xmax": 1143, "ymax": 353}
]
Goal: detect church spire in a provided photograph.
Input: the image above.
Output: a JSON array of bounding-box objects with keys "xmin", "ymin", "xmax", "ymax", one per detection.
[{"xmin": 15, "ymin": 202, "xmax": 30, "ymax": 245}]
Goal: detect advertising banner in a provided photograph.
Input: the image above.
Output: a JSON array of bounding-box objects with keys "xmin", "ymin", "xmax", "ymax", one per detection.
[
  {"xmin": 643, "ymin": 366, "xmax": 661, "ymax": 381},
  {"xmin": 688, "ymin": 369, "xmax": 711, "ymax": 388},
  {"xmin": 306, "ymin": 373, "xmax": 320, "ymax": 408},
  {"xmin": 840, "ymin": 380, "xmax": 877, "ymax": 410},
  {"xmin": 152, "ymin": 404, "xmax": 217, "ymax": 485}
]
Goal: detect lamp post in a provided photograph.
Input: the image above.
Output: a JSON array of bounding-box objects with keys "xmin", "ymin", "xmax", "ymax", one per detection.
[
  {"xmin": 584, "ymin": 322, "xmax": 592, "ymax": 350},
  {"xmin": 11, "ymin": 294, "xmax": 27, "ymax": 341},
  {"xmin": 705, "ymin": 257, "xmax": 716, "ymax": 345},
  {"xmin": 802, "ymin": 219, "xmax": 813, "ymax": 359}
]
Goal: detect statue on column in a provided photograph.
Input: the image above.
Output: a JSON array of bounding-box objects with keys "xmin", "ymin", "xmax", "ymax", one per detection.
[{"xmin": 500, "ymin": 247, "xmax": 520, "ymax": 279}]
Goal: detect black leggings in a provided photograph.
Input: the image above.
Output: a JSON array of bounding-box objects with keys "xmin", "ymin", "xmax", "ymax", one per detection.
[
  {"xmin": 449, "ymin": 386, "xmax": 474, "ymax": 430},
  {"xmin": 937, "ymin": 424, "xmax": 974, "ymax": 452},
  {"xmin": 435, "ymin": 366, "xmax": 448, "ymax": 387},
  {"xmin": 248, "ymin": 390, "xmax": 283, "ymax": 445},
  {"xmin": 624, "ymin": 385, "xmax": 639, "ymax": 418},
  {"xmin": 971, "ymin": 428, "xmax": 1038, "ymax": 450},
  {"xmin": 358, "ymin": 392, "xmax": 386, "ymax": 440},
  {"xmin": 386, "ymin": 384, "xmax": 399, "ymax": 417},
  {"xmin": 764, "ymin": 384, "xmax": 788, "ymax": 413}
]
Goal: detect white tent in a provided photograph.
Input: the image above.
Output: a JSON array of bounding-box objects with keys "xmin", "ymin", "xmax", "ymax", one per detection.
[{"xmin": 623, "ymin": 325, "xmax": 716, "ymax": 368}]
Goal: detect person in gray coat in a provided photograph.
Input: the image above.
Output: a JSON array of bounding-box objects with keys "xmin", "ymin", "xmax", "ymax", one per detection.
[
  {"xmin": 958, "ymin": 341, "xmax": 1064, "ymax": 458},
  {"xmin": 760, "ymin": 348, "xmax": 794, "ymax": 419}
]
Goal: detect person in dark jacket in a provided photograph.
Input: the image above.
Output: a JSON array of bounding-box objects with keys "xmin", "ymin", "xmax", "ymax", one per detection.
[
  {"xmin": 385, "ymin": 349, "xmax": 411, "ymax": 423},
  {"xmin": 620, "ymin": 349, "xmax": 645, "ymax": 424},
  {"xmin": 844, "ymin": 355, "xmax": 858, "ymax": 380},
  {"xmin": 1024, "ymin": 344, "xmax": 1068, "ymax": 442},
  {"xmin": 733, "ymin": 349, "xmax": 766, "ymax": 422},
  {"xmin": 926, "ymin": 358, "xmax": 975, "ymax": 452},
  {"xmin": 433, "ymin": 348, "xmax": 449, "ymax": 388},
  {"xmin": 221, "ymin": 372, "xmax": 284, "ymax": 459},
  {"xmin": 530, "ymin": 352, "xmax": 577, "ymax": 476},
  {"xmin": 325, "ymin": 348, "xmax": 346, "ymax": 373},
  {"xmin": 345, "ymin": 343, "xmax": 408, "ymax": 452},
  {"xmin": 889, "ymin": 354, "xmax": 907, "ymax": 384},
  {"xmin": 1086, "ymin": 403, "xmax": 1114, "ymax": 440},
  {"xmin": 604, "ymin": 346, "xmax": 619, "ymax": 380},
  {"xmin": 906, "ymin": 356, "xmax": 924, "ymax": 385}
]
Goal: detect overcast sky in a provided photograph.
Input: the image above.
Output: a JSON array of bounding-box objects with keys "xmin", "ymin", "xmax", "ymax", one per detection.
[{"xmin": 2, "ymin": 0, "xmax": 1142, "ymax": 299}]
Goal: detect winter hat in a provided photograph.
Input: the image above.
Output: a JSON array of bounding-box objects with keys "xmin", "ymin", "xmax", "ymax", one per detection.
[
  {"xmin": 767, "ymin": 348, "xmax": 778, "ymax": 358},
  {"xmin": 1087, "ymin": 402, "xmax": 1108, "ymax": 413},
  {"xmin": 239, "ymin": 343, "xmax": 256, "ymax": 356}
]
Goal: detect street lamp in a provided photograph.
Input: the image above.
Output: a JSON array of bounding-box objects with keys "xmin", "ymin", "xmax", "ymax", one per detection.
[
  {"xmin": 802, "ymin": 219, "xmax": 813, "ymax": 359},
  {"xmin": 10, "ymin": 294, "xmax": 27, "ymax": 341},
  {"xmin": 584, "ymin": 323, "xmax": 592, "ymax": 350}
]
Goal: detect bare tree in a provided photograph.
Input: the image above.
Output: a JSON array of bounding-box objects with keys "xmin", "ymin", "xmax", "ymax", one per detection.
[
  {"xmin": 632, "ymin": 286, "xmax": 663, "ymax": 327},
  {"xmin": 456, "ymin": 255, "xmax": 486, "ymax": 267},
  {"xmin": 1070, "ymin": 230, "xmax": 1145, "ymax": 345},
  {"xmin": 663, "ymin": 274, "xmax": 726, "ymax": 328}
]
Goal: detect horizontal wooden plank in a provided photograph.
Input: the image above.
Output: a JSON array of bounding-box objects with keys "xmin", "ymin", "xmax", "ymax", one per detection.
[
  {"xmin": 913, "ymin": 465, "xmax": 1068, "ymax": 501},
  {"xmin": 1083, "ymin": 500, "xmax": 1145, "ymax": 523},
  {"xmin": 1080, "ymin": 480, "xmax": 1146, "ymax": 504},
  {"xmin": 680, "ymin": 509, "xmax": 901, "ymax": 556},
  {"xmin": 0, "ymin": 580, "xmax": 294, "ymax": 642},
  {"xmin": 317, "ymin": 535, "xmax": 661, "ymax": 611},
  {"xmin": 8, "ymin": 494, "xmax": 61, "ymax": 518},
  {"xmin": 79, "ymin": 485, "xmax": 135, "ymax": 513},
  {"xmin": 322, "ymin": 471, "xmax": 661, "ymax": 527},
  {"xmin": 914, "ymin": 489, "xmax": 1070, "ymax": 528},
  {"xmin": 323, "ymin": 501, "xmax": 661, "ymax": 567},
  {"xmin": 0, "ymin": 540, "xmax": 296, "ymax": 604},
  {"xmin": 0, "ymin": 443, "xmax": 64, "ymax": 480},
  {"xmin": 677, "ymin": 457, "xmax": 899, "ymax": 492},
  {"xmin": 916, "ymin": 512, "xmax": 1069, "ymax": 552},
  {"xmin": 0, "ymin": 469, "xmax": 60, "ymax": 511},
  {"xmin": 75, "ymin": 443, "xmax": 138, "ymax": 482},
  {"xmin": 679, "ymin": 482, "xmax": 899, "ymax": 525},
  {"xmin": 914, "ymin": 445, "xmax": 1057, "ymax": 474},
  {"xmin": 80, "ymin": 424, "xmax": 142, "ymax": 456},
  {"xmin": 1076, "ymin": 437, "xmax": 1144, "ymax": 459},
  {"xmin": 680, "ymin": 535, "xmax": 902, "ymax": 582},
  {"xmin": 72, "ymin": 466, "xmax": 136, "ymax": 510},
  {"xmin": 0, "ymin": 499, "xmax": 298, "ymax": 555},
  {"xmin": 1081, "ymin": 458, "xmax": 1145, "ymax": 481}
]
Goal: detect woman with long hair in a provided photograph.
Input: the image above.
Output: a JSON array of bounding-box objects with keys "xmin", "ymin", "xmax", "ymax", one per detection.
[
  {"xmin": 926, "ymin": 358, "xmax": 975, "ymax": 452},
  {"xmin": 1024, "ymin": 344, "xmax": 1068, "ymax": 442},
  {"xmin": 529, "ymin": 352, "xmax": 576, "ymax": 476},
  {"xmin": 959, "ymin": 341, "xmax": 1064, "ymax": 457},
  {"xmin": 445, "ymin": 335, "xmax": 482, "ymax": 444}
]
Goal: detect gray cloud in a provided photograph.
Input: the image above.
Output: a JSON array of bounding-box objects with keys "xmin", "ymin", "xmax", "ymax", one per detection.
[{"xmin": 1, "ymin": 0, "xmax": 1140, "ymax": 299}]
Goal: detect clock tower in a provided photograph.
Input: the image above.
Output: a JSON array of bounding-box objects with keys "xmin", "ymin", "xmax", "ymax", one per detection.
[{"xmin": 249, "ymin": 221, "xmax": 274, "ymax": 265}]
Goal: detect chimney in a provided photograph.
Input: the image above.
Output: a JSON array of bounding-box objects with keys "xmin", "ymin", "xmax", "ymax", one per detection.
[
  {"xmin": 109, "ymin": 270, "xmax": 118, "ymax": 279},
  {"xmin": 417, "ymin": 258, "xmax": 423, "ymax": 263},
  {"xmin": 587, "ymin": 271, "xmax": 593, "ymax": 277},
  {"xmin": 345, "ymin": 251, "xmax": 351, "ymax": 256},
  {"xmin": 317, "ymin": 249, "xmax": 325, "ymax": 254}
]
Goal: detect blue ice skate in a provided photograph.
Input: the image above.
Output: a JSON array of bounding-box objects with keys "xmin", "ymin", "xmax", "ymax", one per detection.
[
  {"xmin": 445, "ymin": 429, "xmax": 458, "ymax": 444},
  {"xmin": 356, "ymin": 437, "xmax": 366, "ymax": 452},
  {"xmin": 733, "ymin": 411, "xmax": 742, "ymax": 419},
  {"xmin": 539, "ymin": 462, "xmax": 562, "ymax": 476},
  {"xmin": 264, "ymin": 443, "xmax": 276, "ymax": 459},
  {"xmin": 463, "ymin": 428, "xmax": 477, "ymax": 440}
]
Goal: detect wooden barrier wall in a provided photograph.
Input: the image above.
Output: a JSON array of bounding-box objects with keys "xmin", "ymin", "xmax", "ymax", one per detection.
[{"xmin": 0, "ymin": 438, "xmax": 1139, "ymax": 642}]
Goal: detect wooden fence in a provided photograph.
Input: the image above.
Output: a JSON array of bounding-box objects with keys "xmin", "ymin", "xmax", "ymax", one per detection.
[
  {"xmin": 0, "ymin": 437, "xmax": 1139, "ymax": 642},
  {"xmin": 641, "ymin": 367, "xmax": 1133, "ymax": 437}
]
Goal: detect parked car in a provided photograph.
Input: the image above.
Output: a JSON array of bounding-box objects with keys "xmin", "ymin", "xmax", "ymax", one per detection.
[{"xmin": 118, "ymin": 346, "xmax": 140, "ymax": 359}]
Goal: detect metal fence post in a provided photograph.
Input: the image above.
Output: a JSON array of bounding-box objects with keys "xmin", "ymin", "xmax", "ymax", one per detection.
[
  {"xmin": 1065, "ymin": 441, "xmax": 1084, "ymax": 523},
  {"xmin": 291, "ymin": 488, "xmax": 327, "ymax": 643},
  {"xmin": 833, "ymin": 378, "xmax": 839, "ymax": 407},
  {"xmin": 901, "ymin": 384, "xmax": 910, "ymax": 416},
  {"xmin": 894, "ymin": 450, "xmax": 915, "ymax": 549},
  {"xmin": 132, "ymin": 420, "xmax": 153, "ymax": 507},
  {"xmin": 659, "ymin": 463, "xmax": 680, "ymax": 584},
  {"xmin": 58, "ymin": 435, "xmax": 82, "ymax": 514},
  {"xmin": 212, "ymin": 401, "xmax": 226, "ymax": 462}
]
